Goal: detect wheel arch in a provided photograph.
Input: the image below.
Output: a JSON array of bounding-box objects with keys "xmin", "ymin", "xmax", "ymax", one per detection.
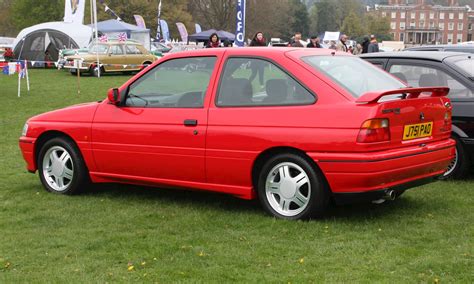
[
  {"xmin": 251, "ymin": 146, "xmax": 332, "ymax": 196},
  {"xmin": 34, "ymin": 131, "xmax": 82, "ymax": 169}
]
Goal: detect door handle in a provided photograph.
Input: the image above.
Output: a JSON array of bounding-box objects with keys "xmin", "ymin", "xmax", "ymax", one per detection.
[{"xmin": 184, "ymin": 119, "xmax": 198, "ymax": 126}]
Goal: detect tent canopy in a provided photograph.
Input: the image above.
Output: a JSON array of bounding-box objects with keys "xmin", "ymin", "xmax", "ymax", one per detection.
[
  {"xmin": 188, "ymin": 29, "xmax": 235, "ymax": 42},
  {"xmin": 13, "ymin": 22, "xmax": 92, "ymax": 61},
  {"xmin": 92, "ymin": 19, "xmax": 150, "ymax": 50}
]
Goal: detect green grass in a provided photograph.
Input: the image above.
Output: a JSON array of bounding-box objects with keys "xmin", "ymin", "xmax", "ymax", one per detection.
[{"xmin": 0, "ymin": 69, "xmax": 473, "ymax": 282}]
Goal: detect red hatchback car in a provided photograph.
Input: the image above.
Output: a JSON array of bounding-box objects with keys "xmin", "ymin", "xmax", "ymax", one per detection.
[{"xmin": 19, "ymin": 48, "xmax": 455, "ymax": 220}]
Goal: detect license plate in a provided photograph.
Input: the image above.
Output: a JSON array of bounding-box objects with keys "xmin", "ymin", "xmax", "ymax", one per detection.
[{"xmin": 403, "ymin": 122, "xmax": 433, "ymax": 140}]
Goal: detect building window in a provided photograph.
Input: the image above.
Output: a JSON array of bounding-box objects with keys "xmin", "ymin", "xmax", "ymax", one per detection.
[
  {"xmin": 449, "ymin": 13, "xmax": 454, "ymax": 20},
  {"xmin": 448, "ymin": 33, "xmax": 453, "ymax": 43},
  {"xmin": 439, "ymin": 23, "xmax": 445, "ymax": 30},
  {"xmin": 440, "ymin": 12, "xmax": 444, "ymax": 20},
  {"xmin": 459, "ymin": 13, "xmax": 463, "ymax": 20},
  {"xmin": 391, "ymin": 22, "xmax": 396, "ymax": 30},
  {"xmin": 401, "ymin": 12, "xmax": 406, "ymax": 19},
  {"xmin": 382, "ymin": 12, "xmax": 387, "ymax": 17},
  {"xmin": 400, "ymin": 22, "xmax": 405, "ymax": 30},
  {"xmin": 410, "ymin": 21, "xmax": 416, "ymax": 28},
  {"xmin": 411, "ymin": 12, "xmax": 416, "ymax": 19},
  {"xmin": 420, "ymin": 13, "xmax": 425, "ymax": 20},
  {"xmin": 430, "ymin": 22, "xmax": 435, "ymax": 28},
  {"xmin": 469, "ymin": 23, "xmax": 473, "ymax": 30},
  {"xmin": 457, "ymin": 34, "xmax": 463, "ymax": 43},
  {"xmin": 400, "ymin": 33, "xmax": 405, "ymax": 42},
  {"xmin": 430, "ymin": 12, "xmax": 434, "ymax": 19},
  {"xmin": 449, "ymin": 22, "xmax": 454, "ymax": 30},
  {"xmin": 419, "ymin": 20, "xmax": 425, "ymax": 29},
  {"xmin": 458, "ymin": 23, "xmax": 463, "ymax": 31},
  {"xmin": 391, "ymin": 12, "xmax": 396, "ymax": 19}
]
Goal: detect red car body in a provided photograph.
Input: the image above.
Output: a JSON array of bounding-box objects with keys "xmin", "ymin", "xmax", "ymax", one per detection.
[{"xmin": 19, "ymin": 48, "xmax": 455, "ymax": 219}]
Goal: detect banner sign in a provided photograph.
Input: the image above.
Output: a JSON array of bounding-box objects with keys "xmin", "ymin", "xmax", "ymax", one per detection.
[
  {"xmin": 134, "ymin": 15, "xmax": 146, "ymax": 29},
  {"xmin": 235, "ymin": 0, "xmax": 246, "ymax": 47},
  {"xmin": 64, "ymin": 0, "xmax": 86, "ymax": 24},
  {"xmin": 160, "ymin": 20, "xmax": 170, "ymax": 42},
  {"xmin": 176, "ymin": 22, "xmax": 188, "ymax": 43},
  {"xmin": 323, "ymin": 31, "xmax": 340, "ymax": 42}
]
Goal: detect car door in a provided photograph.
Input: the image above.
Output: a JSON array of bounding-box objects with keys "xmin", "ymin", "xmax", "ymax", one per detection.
[
  {"xmin": 105, "ymin": 44, "xmax": 126, "ymax": 72},
  {"xmin": 91, "ymin": 55, "xmax": 220, "ymax": 183},
  {"xmin": 124, "ymin": 44, "xmax": 144, "ymax": 71}
]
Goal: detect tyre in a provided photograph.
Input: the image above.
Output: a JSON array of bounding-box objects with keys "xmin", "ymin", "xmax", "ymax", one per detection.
[
  {"xmin": 441, "ymin": 136, "xmax": 471, "ymax": 180},
  {"xmin": 37, "ymin": 137, "xmax": 89, "ymax": 195},
  {"xmin": 92, "ymin": 65, "xmax": 105, "ymax": 77},
  {"xmin": 70, "ymin": 70, "xmax": 77, "ymax": 76},
  {"xmin": 257, "ymin": 153, "xmax": 330, "ymax": 220}
]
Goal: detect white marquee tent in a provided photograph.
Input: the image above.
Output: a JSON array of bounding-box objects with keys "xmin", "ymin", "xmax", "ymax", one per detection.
[{"xmin": 12, "ymin": 22, "xmax": 93, "ymax": 62}]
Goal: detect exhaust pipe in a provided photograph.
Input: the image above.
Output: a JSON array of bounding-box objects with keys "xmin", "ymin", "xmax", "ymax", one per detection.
[{"xmin": 383, "ymin": 190, "xmax": 396, "ymax": 201}]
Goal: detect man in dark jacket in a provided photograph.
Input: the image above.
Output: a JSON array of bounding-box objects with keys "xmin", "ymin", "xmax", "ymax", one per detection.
[
  {"xmin": 361, "ymin": 36, "xmax": 370, "ymax": 54},
  {"xmin": 307, "ymin": 36, "xmax": 322, "ymax": 48},
  {"xmin": 367, "ymin": 35, "xmax": 379, "ymax": 53}
]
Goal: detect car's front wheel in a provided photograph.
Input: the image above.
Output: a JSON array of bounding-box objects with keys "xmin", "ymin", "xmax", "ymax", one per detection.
[
  {"xmin": 257, "ymin": 153, "xmax": 330, "ymax": 220},
  {"xmin": 441, "ymin": 136, "xmax": 471, "ymax": 179},
  {"xmin": 38, "ymin": 137, "xmax": 89, "ymax": 195}
]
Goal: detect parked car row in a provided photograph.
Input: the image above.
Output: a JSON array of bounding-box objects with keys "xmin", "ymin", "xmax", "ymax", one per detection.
[{"xmin": 20, "ymin": 48, "xmax": 456, "ymax": 220}]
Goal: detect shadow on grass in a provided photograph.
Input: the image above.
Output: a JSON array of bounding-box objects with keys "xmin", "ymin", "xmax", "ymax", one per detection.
[{"xmin": 78, "ymin": 183, "xmax": 438, "ymax": 221}]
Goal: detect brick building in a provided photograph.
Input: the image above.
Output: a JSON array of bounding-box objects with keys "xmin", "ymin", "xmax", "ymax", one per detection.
[{"xmin": 370, "ymin": 0, "xmax": 474, "ymax": 45}]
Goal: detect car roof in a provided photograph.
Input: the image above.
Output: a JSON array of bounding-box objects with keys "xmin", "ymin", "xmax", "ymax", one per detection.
[
  {"xmin": 166, "ymin": 47, "xmax": 352, "ymax": 59},
  {"xmin": 359, "ymin": 51, "xmax": 468, "ymax": 62},
  {"xmin": 406, "ymin": 44, "xmax": 474, "ymax": 50}
]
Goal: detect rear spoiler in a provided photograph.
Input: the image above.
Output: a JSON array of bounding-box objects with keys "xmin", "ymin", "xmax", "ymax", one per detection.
[{"xmin": 356, "ymin": 87, "xmax": 450, "ymax": 104}]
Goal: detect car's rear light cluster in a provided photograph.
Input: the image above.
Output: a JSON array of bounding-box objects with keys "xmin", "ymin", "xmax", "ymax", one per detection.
[
  {"xmin": 441, "ymin": 111, "xmax": 452, "ymax": 132},
  {"xmin": 357, "ymin": 118, "xmax": 390, "ymax": 143}
]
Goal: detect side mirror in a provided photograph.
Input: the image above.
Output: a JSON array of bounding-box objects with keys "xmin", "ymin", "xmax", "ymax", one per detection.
[{"xmin": 107, "ymin": 88, "xmax": 120, "ymax": 105}]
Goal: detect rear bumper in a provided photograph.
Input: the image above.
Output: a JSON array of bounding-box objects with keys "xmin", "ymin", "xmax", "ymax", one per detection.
[
  {"xmin": 19, "ymin": 137, "xmax": 36, "ymax": 173},
  {"xmin": 308, "ymin": 139, "xmax": 455, "ymax": 195}
]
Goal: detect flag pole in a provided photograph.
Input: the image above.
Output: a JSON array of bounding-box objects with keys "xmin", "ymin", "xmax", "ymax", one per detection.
[
  {"xmin": 156, "ymin": 0, "xmax": 162, "ymax": 40},
  {"xmin": 92, "ymin": 0, "xmax": 100, "ymax": 78}
]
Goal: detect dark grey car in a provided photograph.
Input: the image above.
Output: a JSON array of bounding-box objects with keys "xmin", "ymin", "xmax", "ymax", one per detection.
[
  {"xmin": 361, "ymin": 51, "xmax": 474, "ymax": 179},
  {"xmin": 404, "ymin": 44, "xmax": 474, "ymax": 54}
]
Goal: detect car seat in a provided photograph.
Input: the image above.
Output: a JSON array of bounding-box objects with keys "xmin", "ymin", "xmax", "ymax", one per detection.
[{"xmin": 263, "ymin": 79, "xmax": 288, "ymax": 104}]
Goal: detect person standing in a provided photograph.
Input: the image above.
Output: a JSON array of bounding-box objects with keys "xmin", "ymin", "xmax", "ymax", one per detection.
[
  {"xmin": 249, "ymin": 32, "xmax": 267, "ymax": 47},
  {"xmin": 336, "ymin": 34, "xmax": 348, "ymax": 52},
  {"xmin": 368, "ymin": 35, "xmax": 380, "ymax": 53},
  {"xmin": 307, "ymin": 36, "xmax": 322, "ymax": 48},
  {"xmin": 361, "ymin": 36, "xmax": 370, "ymax": 54},
  {"xmin": 290, "ymin": 32, "xmax": 304, "ymax": 47},
  {"xmin": 206, "ymin": 33, "xmax": 221, "ymax": 48},
  {"xmin": 249, "ymin": 32, "xmax": 266, "ymax": 87}
]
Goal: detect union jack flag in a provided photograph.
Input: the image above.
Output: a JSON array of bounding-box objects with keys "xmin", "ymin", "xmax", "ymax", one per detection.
[
  {"xmin": 99, "ymin": 34, "xmax": 108, "ymax": 43},
  {"xmin": 118, "ymin": 32, "xmax": 127, "ymax": 42}
]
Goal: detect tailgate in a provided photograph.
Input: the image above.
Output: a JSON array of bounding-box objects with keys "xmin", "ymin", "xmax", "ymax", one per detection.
[{"xmin": 357, "ymin": 87, "xmax": 452, "ymax": 147}]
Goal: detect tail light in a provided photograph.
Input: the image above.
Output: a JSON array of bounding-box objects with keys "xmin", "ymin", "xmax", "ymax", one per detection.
[
  {"xmin": 357, "ymin": 118, "xmax": 390, "ymax": 143},
  {"xmin": 441, "ymin": 111, "xmax": 451, "ymax": 132}
]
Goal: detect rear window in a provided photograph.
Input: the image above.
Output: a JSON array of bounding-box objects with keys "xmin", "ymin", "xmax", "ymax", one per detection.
[
  {"xmin": 302, "ymin": 56, "xmax": 405, "ymax": 98},
  {"xmin": 449, "ymin": 56, "xmax": 474, "ymax": 77}
]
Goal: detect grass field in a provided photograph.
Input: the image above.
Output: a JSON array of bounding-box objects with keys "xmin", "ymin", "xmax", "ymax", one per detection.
[{"xmin": 0, "ymin": 69, "xmax": 473, "ymax": 282}]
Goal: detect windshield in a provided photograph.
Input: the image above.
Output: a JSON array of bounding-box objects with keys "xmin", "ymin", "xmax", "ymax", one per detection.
[
  {"xmin": 450, "ymin": 56, "xmax": 474, "ymax": 77},
  {"xmin": 302, "ymin": 56, "xmax": 406, "ymax": 98},
  {"xmin": 88, "ymin": 44, "xmax": 108, "ymax": 54}
]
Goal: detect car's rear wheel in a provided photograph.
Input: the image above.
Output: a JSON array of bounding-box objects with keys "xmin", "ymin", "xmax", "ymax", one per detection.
[
  {"xmin": 257, "ymin": 153, "xmax": 329, "ymax": 220},
  {"xmin": 38, "ymin": 137, "xmax": 89, "ymax": 195},
  {"xmin": 441, "ymin": 136, "xmax": 471, "ymax": 179},
  {"xmin": 92, "ymin": 65, "xmax": 105, "ymax": 77},
  {"xmin": 70, "ymin": 70, "xmax": 77, "ymax": 76}
]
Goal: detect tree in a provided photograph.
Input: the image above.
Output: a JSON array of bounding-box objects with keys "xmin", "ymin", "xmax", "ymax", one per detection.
[
  {"xmin": 316, "ymin": 0, "xmax": 340, "ymax": 32},
  {"xmin": 308, "ymin": 4, "xmax": 319, "ymax": 37},
  {"xmin": 0, "ymin": 0, "xmax": 16, "ymax": 36},
  {"xmin": 11, "ymin": 0, "xmax": 63, "ymax": 31},
  {"xmin": 366, "ymin": 14, "xmax": 392, "ymax": 41},
  {"xmin": 341, "ymin": 11, "xmax": 366, "ymax": 39},
  {"xmin": 246, "ymin": 0, "xmax": 292, "ymax": 41},
  {"xmin": 187, "ymin": 0, "xmax": 236, "ymax": 31},
  {"xmin": 289, "ymin": 0, "xmax": 309, "ymax": 37}
]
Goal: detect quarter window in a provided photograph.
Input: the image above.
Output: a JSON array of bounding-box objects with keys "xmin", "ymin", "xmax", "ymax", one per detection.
[
  {"xmin": 217, "ymin": 58, "xmax": 315, "ymax": 107},
  {"xmin": 125, "ymin": 57, "xmax": 217, "ymax": 108},
  {"xmin": 109, "ymin": 45, "xmax": 124, "ymax": 55},
  {"xmin": 389, "ymin": 64, "xmax": 473, "ymax": 98},
  {"xmin": 125, "ymin": 45, "xmax": 142, "ymax": 54}
]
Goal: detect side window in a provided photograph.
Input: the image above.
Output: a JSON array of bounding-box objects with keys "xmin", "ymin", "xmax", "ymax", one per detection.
[
  {"xmin": 109, "ymin": 45, "xmax": 124, "ymax": 55},
  {"xmin": 389, "ymin": 64, "xmax": 473, "ymax": 98},
  {"xmin": 217, "ymin": 58, "xmax": 315, "ymax": 107},
  {"xmin": 125, "ymin": 57, "xmax": 217, "ymax": 108},
  {"xmin": 125, "ymin": 45, "xmax": 142, "ymax": 54}
]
